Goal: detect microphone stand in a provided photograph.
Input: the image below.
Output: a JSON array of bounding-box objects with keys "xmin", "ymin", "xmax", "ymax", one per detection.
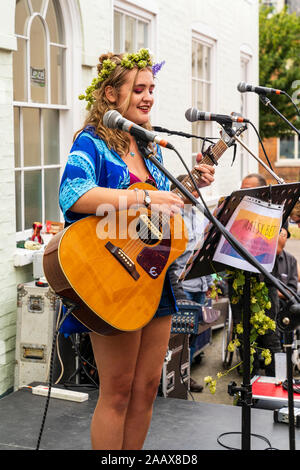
[
  {"xmin": 277, "ymin": 303, "xmax": 300, "ymax": 451},
  {"xmin": 228, "ymin": 131, "xmax": 285, "ymax": 184},
  {"xmin": 259, "ymin": 94, "xmax": 300, "ymax": 137},
  {"xmin": 139, "ymin": 140, "xmax": 300, "ymax": 450}
]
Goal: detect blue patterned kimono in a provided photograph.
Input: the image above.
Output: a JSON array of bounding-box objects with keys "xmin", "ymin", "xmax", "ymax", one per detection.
[
  {"xmin": 59, "ymin": 126, "xmax": 176, "ymax": 335},
  {"xmin": 60, "ymin": 126, "xmax": 170, "ymax": 224}
]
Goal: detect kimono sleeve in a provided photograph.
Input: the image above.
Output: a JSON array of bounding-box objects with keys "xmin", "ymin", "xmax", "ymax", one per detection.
[{"xmin": 59, "ymin": 134, "xmax": 99, "ymax": 218}]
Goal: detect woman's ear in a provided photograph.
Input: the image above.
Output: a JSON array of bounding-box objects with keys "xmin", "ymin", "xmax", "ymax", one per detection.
[{"xmin": 105, "ymin": 86, "xmax": 117, "ymax": 103}]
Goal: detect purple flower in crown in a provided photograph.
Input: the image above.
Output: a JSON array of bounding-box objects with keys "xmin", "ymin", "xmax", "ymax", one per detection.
[{"xmin": 152, "ymin": 60, "xmax": 166, "ymax": 76}]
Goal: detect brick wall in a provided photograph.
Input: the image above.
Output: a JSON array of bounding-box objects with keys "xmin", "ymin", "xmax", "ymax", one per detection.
[{"xmin": 259, "ymin": 137, "xmax": 300, "ymax": 184}]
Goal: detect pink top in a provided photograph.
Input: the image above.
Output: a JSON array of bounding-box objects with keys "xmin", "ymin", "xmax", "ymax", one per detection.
[{"xmin": 129, "ymin": 172, "xmax": 157, "ymax": 187}]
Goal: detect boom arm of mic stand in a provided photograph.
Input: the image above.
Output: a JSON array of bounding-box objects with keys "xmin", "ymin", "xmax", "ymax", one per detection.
[
  {"xmin": 143, "ymin": 149, "xmax": 297, "ymax": 305},
  {"xmin": 260, "ymin": 94, "xmax": 300, "ymax": 138},
  {"xmin": 231, "ymin": 133, "xmax": 285, "ymax": 185}
]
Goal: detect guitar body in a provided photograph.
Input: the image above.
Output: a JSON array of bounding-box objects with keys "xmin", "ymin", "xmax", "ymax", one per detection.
[{"xmin": 43, "ymin": 183, "xmax": 188, "ymax": 335}]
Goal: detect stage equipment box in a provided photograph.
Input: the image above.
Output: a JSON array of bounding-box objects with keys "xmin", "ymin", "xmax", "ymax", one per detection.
[
  {"xmin": 190, "ymin": 328, "xmax": 212, "ymax": 363},
  {"xmin": 251, "ymin": 375, "xmax": 300, "ymax": 406},
  {"xmin": 159, "ymin": 334, "xmax": 190, "ymax": 399},
  {"xmin": 14, "ymin": 281, "xmax": 58, "ymax": 389}
]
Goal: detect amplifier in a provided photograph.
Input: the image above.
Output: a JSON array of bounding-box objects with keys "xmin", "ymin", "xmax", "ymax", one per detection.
[{"xmin": 159, "ymin": 333, "xmax": 190, "ymax": 399}]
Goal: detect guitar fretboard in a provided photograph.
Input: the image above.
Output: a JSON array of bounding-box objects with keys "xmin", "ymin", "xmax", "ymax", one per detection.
[{"xmin": 172, "ymin": 138, "xmax": 228, "ymax": 199}]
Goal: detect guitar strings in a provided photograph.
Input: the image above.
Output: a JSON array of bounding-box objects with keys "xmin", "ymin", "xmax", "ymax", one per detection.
[
  {"xmin": 120, "ymin": 166, "xmax": 206, "ymax": 258},
  {"xmin": 119, "ymin": 138, "xmax": 225, "ymax": 258}
]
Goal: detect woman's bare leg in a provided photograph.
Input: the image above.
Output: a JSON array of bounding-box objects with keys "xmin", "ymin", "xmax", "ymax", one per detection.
[
  {"xmin": 122, "ymin": 315, "xmax": 172, "ymax": 450},
  {"xmin": 89, "ymin": 329, "xmax": 142, "ymax": 450}
]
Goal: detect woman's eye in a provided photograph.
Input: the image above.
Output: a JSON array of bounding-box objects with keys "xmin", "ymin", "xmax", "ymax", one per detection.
[{"xmin": 134, "ymin": 88, "xmax": 154, "ymax": 94}]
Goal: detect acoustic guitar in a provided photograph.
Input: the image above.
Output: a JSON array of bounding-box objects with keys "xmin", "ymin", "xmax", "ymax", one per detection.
[{"xmin": 43, "ymin": 123, "xmax": 246, "ymax": 335}]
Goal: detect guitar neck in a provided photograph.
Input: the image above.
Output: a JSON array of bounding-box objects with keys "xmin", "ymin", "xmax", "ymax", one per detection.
[{"xmin": 172, "ymin": 137, "xmax": 229, "ymax": 200}]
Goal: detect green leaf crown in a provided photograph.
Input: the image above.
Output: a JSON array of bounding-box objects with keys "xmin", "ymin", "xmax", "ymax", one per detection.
[{"xmin": 79, "ymin": 48, "xmax": 154, "ymax": 109}]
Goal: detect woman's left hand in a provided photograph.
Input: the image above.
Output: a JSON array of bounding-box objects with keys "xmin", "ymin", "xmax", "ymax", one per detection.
[{"xmin": 193, "ymin": 153, "xmax": 215, "ymax": 189}]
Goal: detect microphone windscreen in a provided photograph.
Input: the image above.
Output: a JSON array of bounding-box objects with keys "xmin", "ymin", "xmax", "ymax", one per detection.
[
  {"xmin": 185, "ymin": 108, "xmax": 198, "ymax": 122},
  {"xmin": 103, "ymin": 110, "xmax": 120, "ymax": 128},
  {"xmin": 237, "ymin": 81, "xmax": 247, "ymax": 93}
]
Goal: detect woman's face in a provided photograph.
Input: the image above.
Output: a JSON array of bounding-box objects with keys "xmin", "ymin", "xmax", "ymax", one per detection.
[{"xmin": 116, "ymin": 68, "xmax": 155, "ymax": 126}]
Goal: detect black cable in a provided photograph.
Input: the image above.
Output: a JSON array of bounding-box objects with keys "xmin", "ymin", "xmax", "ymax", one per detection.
[
  {"xmin": 282, "ymin": 379, "xmax": 300, "ymax": 394},
  {"xmin": 282, "ymin": 91, "xmax": 300, "ymax": 119},
  {"xmin": 153, "ymin": 126, "xmax": 218, "ymax": 145},
  {"xmin": 67, "ymin": 334, "xmax": 99, "ymax": 388},
  {"xmin": 35, "ymin": 304, "xmax": 76, "ymax": 450},
  {"xmin": 216, "ymin": 431, "xmax": 278, "ymax": 450},
  {"xmin": 248, "ymin": 120, "xmax": 274, "ymax": 171}
]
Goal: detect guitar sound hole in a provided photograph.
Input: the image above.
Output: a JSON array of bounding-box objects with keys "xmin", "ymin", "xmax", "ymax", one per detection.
[
  {"xmin": 136, "ymin": 222, "xmax": 161, "ymax": 245},
  {"xmin": 136, "ymin": 214, "xmax": 163, "ymax": 246}
]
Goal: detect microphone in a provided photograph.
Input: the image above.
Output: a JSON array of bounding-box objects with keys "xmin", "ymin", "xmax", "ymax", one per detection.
[
  {"xmin": 103, "ymin": 110, "xmax": 174, "ymax": 149},
  {"xmin": 185, "ymin": 107, "xmax": 250, "ymax": 124},
  {"xmin": 237, "ymin": 81, "xmax": 284, "ymax": 95}
]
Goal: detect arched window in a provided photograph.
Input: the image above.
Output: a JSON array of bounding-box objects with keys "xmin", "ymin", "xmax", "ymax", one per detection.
[{"xmin": 13, "ymin": 0, "xmax": 67, "ymax": 235}]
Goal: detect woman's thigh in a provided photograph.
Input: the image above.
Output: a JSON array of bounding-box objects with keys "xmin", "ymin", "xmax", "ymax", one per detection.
[
  {"xmin": 132, "ymin": 315, "xmax": 172, "ymax": 390},
  {"xmin": 90, "ymin": 329, "xmax": 142, "ymax": 394}
]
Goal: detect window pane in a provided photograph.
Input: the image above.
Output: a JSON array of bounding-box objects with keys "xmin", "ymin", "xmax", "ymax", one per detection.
[
  {"xmin": 203, "ymin": 46, "xmax": 211, "ymax": 81},
  {"xmin": 30, "ymin": 16, "xmax": 47, "ymax": 103},
  {"xmin": 51, "ymin": 45, "xmax": 66, "ymax": 104},
  {"xmin": 137, "ymin": 21, "xmax": 148, "ymax": 50},
  {"xmin": 24, "ymin": 170, "xmax": 42, "ymax": 229},
  {"xmin": 192, "ymin": 41, "xmax": 197, "ymax": 78},
  {"xmin": 43, "ymin": 109, "xmax": 59, "ymax": 165},
  {"xmin": 197, "ymin": 43, "xmax": 203, "ymax": 78},
  {"xmin": 192, "ymin": 79, "xmax": 196, "ymax": 106},
  {"xmin": 15, "ymin": 171, "xmax": 22, "ymax": 232},
  {"xmin": 14, "ymin": 107, "xmax": 21, "ymax": 167},
  {"xmin": 203, "ymin": 83, "xmax": 211, "ymax": 110},
  {"xmin": 44, "ymin": 168, "xmax": 60, "ymax": 220},
  {"xmin": 197, "ymin": 81, "xmax": 203, "ymax": 110},
  {"xmin": 30, "ymin": 0, "xmax": 43, "ymax": 12},
  {"xmin": 13, "ymin": 37, "xmax": 27, "ymax": 102},
  {"xmin": 23, "ymin": 107, "xmax": 40, "ymax": 166},
  {"xmin": 15, "ymin": 0, "xmax": 30, "ymax": 35},
  {"xmin": 114, "ymin": 11, "xmax": 122, "ymax": 53},
  {"xmin": 280, "ymin": 135, "xmax": 295, "ymax": 159},
  {"xmin": 125, "ymin": 16, "xmax": 135, "ymax": 52}
]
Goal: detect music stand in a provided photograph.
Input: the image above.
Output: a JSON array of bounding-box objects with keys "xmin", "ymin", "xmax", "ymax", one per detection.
[
  {"xmin": 184, "ymin": 182, "xmax": 300, "ymax": 279},
  {"xmin": 184, "ymin": 182, "xmax": 300, "ymax": 450}
]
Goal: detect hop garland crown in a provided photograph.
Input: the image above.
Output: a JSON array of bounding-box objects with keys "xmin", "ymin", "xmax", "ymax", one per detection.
[{"xmin": 79, "ymin": 48, "xmax": 163, "ymax": 109}]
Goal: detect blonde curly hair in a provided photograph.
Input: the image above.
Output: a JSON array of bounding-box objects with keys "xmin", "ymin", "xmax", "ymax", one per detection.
[{"xmin": 75, "ymin": 52, "xmax": 154, "ymax": 157}]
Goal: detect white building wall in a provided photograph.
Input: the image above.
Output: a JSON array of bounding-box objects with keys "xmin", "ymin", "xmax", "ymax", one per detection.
[
  {"xmin": 0, "ymin": 0, "xmax": 259, "ymax": 397},
  {"xmin": 0, "ymin": 0, "xmax": 18, "ymax": 396}
]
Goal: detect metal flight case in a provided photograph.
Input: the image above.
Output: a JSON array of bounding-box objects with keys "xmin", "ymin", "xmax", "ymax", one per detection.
[{"xmin": 159, "ymin": 333, "xmax": 190, "ymax": 399}]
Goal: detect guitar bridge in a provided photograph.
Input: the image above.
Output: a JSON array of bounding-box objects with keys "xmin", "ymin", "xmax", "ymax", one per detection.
[{"xmin": 105, "ymin": 242, "xmax": 140, "ymax": 281}]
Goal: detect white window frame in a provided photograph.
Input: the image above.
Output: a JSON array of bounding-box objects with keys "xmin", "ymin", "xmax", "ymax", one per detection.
[
  {"xmin": 113, "ymin": 0, "xmax": 158, "ymax": 123},
  {"xmin": 113, "ymin": 0, "xmax": 156, "ymax": 54},
  {"xmin": 239, "ymin": 49, "xmax": 253, "ymax": 178},
  {"xmin": 191, "ymin": 31, "xmax": 216, "ymax": 158},
  {"xmin": 276, "ymin": 135, "xmax": 300, "ymax": 167},
  {"xmin": 190, "ymin": 30, "xmax": 217, "ymax": 202},
  {"xmin": 14, "ymin": 0, "xmax": 70, "ymax": 242}
]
